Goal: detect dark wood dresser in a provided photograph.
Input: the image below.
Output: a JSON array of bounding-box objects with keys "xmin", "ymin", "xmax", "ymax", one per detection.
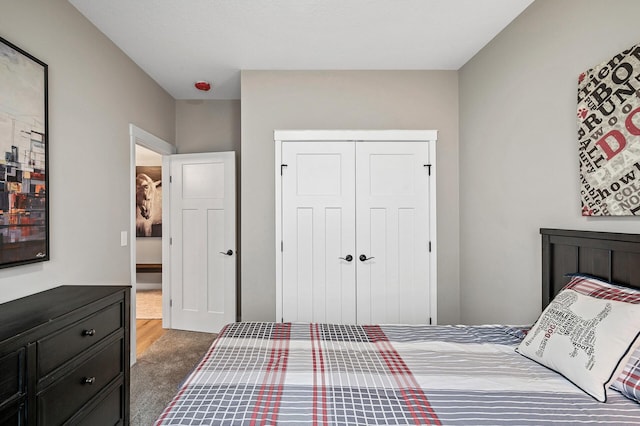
[{"xmin": 0, "ymin": 285, "xmax": 130, "ymax": 425}]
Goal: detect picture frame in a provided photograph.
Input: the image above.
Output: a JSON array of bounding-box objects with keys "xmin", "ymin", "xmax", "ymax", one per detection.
[
  {"xmin": 135, "ymin": 166, "xmax": 162, "ymax": 237},
  {"xmin": 0, "ymin": 36, "xmax": 49, "ymax": 268}
]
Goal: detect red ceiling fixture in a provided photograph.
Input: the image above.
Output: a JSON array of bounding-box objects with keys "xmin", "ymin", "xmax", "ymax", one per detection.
[{"xmin": 194, "ymin": 80, "xmax": 211, "ymax": 91}]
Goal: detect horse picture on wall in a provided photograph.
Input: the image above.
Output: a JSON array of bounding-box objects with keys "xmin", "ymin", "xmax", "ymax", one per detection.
[{"xmin": 135, "ymin": 166, "xmax": 162, "ymax": 237}]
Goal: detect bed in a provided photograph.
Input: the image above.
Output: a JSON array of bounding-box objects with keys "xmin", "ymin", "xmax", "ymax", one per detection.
[{"xmin": 156, "ymin": 229, "xmax": 640, "ymax": 425}]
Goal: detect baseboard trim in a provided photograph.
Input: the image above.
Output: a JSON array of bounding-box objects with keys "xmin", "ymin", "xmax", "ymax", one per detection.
[{"xmin": 136, "ymin": 283, "xmax": 162, "ymax": 291}]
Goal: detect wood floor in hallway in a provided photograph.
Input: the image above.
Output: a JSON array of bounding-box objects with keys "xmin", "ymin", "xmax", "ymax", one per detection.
[{"xmin": 136, "ymin": 319, "xmax": 165, "ymax": 356}]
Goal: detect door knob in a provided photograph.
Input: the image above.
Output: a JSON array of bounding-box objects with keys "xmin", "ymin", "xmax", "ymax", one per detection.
[
  {"xmin": 339, "ymin": 254, "xmax": 353, "ymax": 262},
  {"xmin": 219, "ymin": 249, "xmax": 233, "ymax": 256},
  {"xmin": 359, "ymin": 254, "xmax": 375, "ymax": 262}
]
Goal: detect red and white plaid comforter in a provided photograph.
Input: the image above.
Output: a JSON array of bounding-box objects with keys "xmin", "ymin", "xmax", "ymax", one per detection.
[{"xmin": 156, "ymin": 322, "xmax": 640, "ymax": 425}]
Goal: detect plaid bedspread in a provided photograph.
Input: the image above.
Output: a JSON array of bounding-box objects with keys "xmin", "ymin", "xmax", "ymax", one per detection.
[{"xmin": 155, "ymin": 322, "xmax": 640, "ymax": 425}]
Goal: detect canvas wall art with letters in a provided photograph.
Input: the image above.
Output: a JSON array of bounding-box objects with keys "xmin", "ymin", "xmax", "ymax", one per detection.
[{"xmin": 578, "ymin": 42, "xmax": 640, "ymax": 216}]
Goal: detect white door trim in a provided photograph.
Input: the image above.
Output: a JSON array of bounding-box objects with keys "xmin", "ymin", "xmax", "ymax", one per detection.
[
  {"xmin": 275, "ymin": 139, "xmax": 283, "ymax": 322},
  {"xmin": 274, "ymin": 129, "xmax": 438, "ymax": 142},
  {"xmin": 274, "ymin": 130, "xmax": 438, "ymax": 324},
  {"xmin": 428, "ymin": 140, "xmax": 437, "ymax": 325},
  {"xmin": 129, "ymin": 124, "xmax": 176, "ymax": 364}
]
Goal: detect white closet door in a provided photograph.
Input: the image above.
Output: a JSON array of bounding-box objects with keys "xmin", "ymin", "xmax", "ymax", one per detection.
[
  {"xmin": 355, "ymin": 142, "xmax": 431, "ymax": 324},
  {"xmin": 281, "ymin": 141, "xmax": 356, "ymax": 323}
]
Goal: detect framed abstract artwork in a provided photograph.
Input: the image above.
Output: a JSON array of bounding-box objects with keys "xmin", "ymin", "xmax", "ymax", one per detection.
[
  {"xmin": 0, "ymin": 36, "xmax": 49, "ymax": 267},
  {"xmin": 578, "ymin": 42, "xmax": 640, "ymax": 216}
]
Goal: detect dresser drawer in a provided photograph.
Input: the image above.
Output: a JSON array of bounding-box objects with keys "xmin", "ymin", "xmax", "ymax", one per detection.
[
  {"xmin": 37, "ymin": 302, "xmax": 122, "ymax": 377},
  {"xmin": 76, "ymin": 382, "xmax": 124, "ymax": 426},
  {"xmin": 0, "ymin": 399, "xmax": 25, "ymax": 425},
  {"xmin": 37, "ymin": 338, "xmax": 123, "ymax": 425},
  {"xmin": 0, "ymin": 348, "xmax": 25, "ymax": 406}
]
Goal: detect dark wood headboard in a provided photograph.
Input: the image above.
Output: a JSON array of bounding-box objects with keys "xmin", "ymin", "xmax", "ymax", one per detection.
[{"xmin": 541, "ymin": 228, "xmax": 640, "ymax": 308}]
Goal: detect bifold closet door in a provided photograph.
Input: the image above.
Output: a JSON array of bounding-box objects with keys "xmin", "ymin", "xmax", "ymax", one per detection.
[
  {"xmin": 281, "ymin": 140, "xmax": 431, "ymax": 324},
  {"xmin": 355, "ymin": 142, "xmax": 431, "ymax": 324},
  {"xmin": 281, "ymin": 141, "xmax": 356, "ymax": 323}
]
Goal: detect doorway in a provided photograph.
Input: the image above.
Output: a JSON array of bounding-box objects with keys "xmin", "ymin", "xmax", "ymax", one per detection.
[
  {"xmin": 129, "ymin": 124, "xmax": 176, "ymax": 363},
  {"xmin": 135, "ymin": 144, "xmax": 164, "ymax": 356}
]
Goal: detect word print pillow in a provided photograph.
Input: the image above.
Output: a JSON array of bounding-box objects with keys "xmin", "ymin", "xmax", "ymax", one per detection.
[{"xmin": 516, "ymin": 276, "xmax": 640, "ymax": 402}]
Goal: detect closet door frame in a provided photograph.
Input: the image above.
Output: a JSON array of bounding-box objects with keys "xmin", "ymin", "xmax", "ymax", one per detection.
[{"xmin": 274, "ymin": 129, "xmax": 438, "ymax": 324}]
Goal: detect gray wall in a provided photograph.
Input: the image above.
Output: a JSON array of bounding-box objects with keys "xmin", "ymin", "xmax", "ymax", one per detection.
[
  {"xmin": 0, "ymin": 0, "xmax": 175, "ymax": 303},
  {"xmin": 175, "ymin": 99, "xmax": 242, "ymax": 317},
  {"xmin": 176, "ymin": 100, "xmax": 241, "ymax": 154},
  {"xmin": 459, "ymin": 0, "xmax": 640, "ymax": 325},
  {"xmin": 11, "ymin": 0, "xmax": 636, "ymax": 328},
  {"xmin": 241, "ymin": 70, "xmax": 461, "ymax": 324}
]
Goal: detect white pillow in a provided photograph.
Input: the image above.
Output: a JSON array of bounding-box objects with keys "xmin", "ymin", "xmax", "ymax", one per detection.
[{"xmin": 516, "ymin": 276, "xmax": 640, "ymax": 402}]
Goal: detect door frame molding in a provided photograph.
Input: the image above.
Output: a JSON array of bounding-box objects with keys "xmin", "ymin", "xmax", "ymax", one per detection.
[
  {"xmin": 129, "ymin": 124, "xmax": 176, "ymax": 364},
  {"xmin": 274, "ymin": 129, "xmax": 438, "ymax": 324}
]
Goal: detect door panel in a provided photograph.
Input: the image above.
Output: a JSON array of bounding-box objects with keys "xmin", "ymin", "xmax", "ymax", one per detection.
[
  {"xmin": 356, "ymin": 142, "xmax": 430, "ymax": 324},
  {"xmin": 281, "ymin": 142, "xmax": 356, "ymax": 323},
  {"xmin": 207, "ymin": 208, "xmax": 226, "ymax": 313},
  {"xmin": 170, "ymin": 152, "xmax": 236, "ymax": 333},
  {"xmin": 181, "ymin": 208, "xmax": 200, "ymax": 311}
]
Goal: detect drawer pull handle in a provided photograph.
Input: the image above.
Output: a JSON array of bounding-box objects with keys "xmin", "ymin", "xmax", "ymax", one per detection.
[
  {"xmin": 82, "ymin": 377, "xmax": 96, "ymax": 385},
  {"xmin": 82, "ymin": 329, "xmax": 96, "ymax": 336}
]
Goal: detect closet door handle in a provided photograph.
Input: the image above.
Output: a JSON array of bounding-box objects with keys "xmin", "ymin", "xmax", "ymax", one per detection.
[
  {"xmin": 219, "ymin": 250, "xmax": 233, "ymax": 256},
  {"xmin": 339, "ymin": 255, "xmax": 353, "ymax": 262},
  {"xmin": 359, "ymin": 254, "xmax": 375, "ymax": 262}
]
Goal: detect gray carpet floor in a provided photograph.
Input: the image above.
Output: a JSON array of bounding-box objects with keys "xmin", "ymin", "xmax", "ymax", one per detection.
[{"xmin": 130, "ymin": 329, "xmax": 217, "ymax": 425}]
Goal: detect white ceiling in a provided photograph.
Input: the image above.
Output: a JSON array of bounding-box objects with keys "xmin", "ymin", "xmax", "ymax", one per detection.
[{"xmin": 68, "ymin": 0, "xmax": 534, "ymax": 100}]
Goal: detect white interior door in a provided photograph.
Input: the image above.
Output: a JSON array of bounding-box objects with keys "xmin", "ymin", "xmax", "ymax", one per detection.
[
  {"xmin": 169, "ymin": 152, "xmax": 236, "ymax": 333},
  {"xmin": 356, "ymin": 142, "xmax": 431, "ymax": 324},
  {"xmin": 281, "ymin": 141, "xmax": 356, "ymax": 323}
]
